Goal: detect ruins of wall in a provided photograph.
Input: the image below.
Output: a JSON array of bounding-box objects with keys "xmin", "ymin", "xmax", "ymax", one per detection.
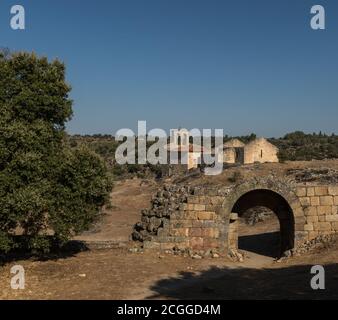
[{"xmin": 132, "ymin": 179, "xmax": 338, "ymax": 256}]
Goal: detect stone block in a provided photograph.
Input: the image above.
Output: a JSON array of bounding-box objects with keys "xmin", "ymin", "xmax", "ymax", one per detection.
[
  {"xmin": 179, "ymin": 203, "xmax": 188, "ymax": 211},
  {"xmin": 308, "ymin": 231, "xmax": 319, "ymax": 240},
  {"xmin": 189, "ymin": 228, "xmax": 202, "ymax": 237},
  {"xmin": 296, "ymin": 187, "xmax": 307, "ymax": 197},
  {"xmin": 203, "ymin": 238, "xmax": 220, "ymax": 249},
  {"xmin": 293, "ymin": 207, "xmax": 304, "ymax": 217},
  {"xmin": 334, "ymin": 196, "xmax": 338, "ymax": 206},
  {"xmin": 230, "ymin": 213, "xmax": 238, "ymax": 220},
  {"xmin": 320, "ymin": 196, "xmax": 334, "ymax": 206},
  {"xmin": 307, "ymin": 187, "xmax": 315, "ymax": 197},
  {"xmin": 170, "ymin": 228, "xmax": 189, "ymax": 237},
  {"xmin": 306, "ymin": 216, "xmax": 318, "ymax": 223},
  {"xmin": 188, "ymin": 203, "xmax": 195, "ymax": 210},
  {"xmin": 313, "ymin": 222, "xmax": 332, "ymax": 231},
  {"xmin": 170, "ymin": 212, "xmax": 184, "ymax": 220},
  {"xmin": 304, "ymin": 206, "xmax": 317, "ymax": 216},
  {"xmin": 197, "ymin": 211, "xmax": 215, "ymax": 220},
  {"xmin": 187, "ymin": 196, "xmax": 199, "ymax": 204},
  {"xmin": 202, "ymin": 228, "xmax": 219, "ymax": 238},
  {"xmin": 304, "ymin": 224, "xmax": 314, "ymax": 231},
  {"xmin": 315, "ymin": 186, "xmax": 328, "ymax": 196},
  {"xmin": 328, "ymin": 186, "xmax": 338, "ymax": 196},
  {"xmin": 192, "ymin": 220, "xmax": 204, "ymax": 228},
  {"xmin": 310, "ymin": 197, "xmax": 320, "ymax": 206},
  {"xmin": 190, "ymin": 237, "xmax": 204, "ymax": 250},
  {"xmin": 295, "ymin": 223, "xmax": 305, "ymax": 231},
  {"xmin": 317, "ymin": 206, "xmax": 332, "ymax": 216},
  {"xmin": 171, "ymin": 220, "xmax": 193, "ymax": 228},
  {"xmin": 325, "ymin": 215, "xmax": 338, "ymax": 222},
  {"xmin": 194, "ymin": 204, "xmax": 206, "ymax": 211},
  {"xmin": 184, "ymin": 211, "xmax": 197, "ymax": 220},
  {"xmin": 174, "ymin": 242, "xmax": 190, "ymax": 250},
  {"xmin": 299, "ymin": 197, "xmax": 310, "ymax": 206}
]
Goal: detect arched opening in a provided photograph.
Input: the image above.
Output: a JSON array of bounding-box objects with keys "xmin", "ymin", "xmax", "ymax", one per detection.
[{"xmin": 228, "ymin": 189, "xmax": 295, "ymax": 258}]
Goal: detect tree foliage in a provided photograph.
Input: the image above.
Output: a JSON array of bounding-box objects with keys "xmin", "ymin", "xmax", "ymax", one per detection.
[{"xmin": 0, "ymin": 52, "xmax": 112, "ymax": 253}]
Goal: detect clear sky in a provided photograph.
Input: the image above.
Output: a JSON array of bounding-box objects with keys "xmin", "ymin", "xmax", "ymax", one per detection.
[{"xmin": 1, "ymin": 0, "xmax": 338, "ymax": 137}]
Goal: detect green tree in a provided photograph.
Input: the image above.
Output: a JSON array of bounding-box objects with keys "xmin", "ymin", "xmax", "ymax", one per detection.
[{"xmin": 0, "ymin": 52, "xmax": 112, "ymax": 253}]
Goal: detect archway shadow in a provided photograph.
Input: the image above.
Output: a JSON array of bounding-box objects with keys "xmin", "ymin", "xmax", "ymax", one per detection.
[
  {"xmin": 147, "ymin": 264, "xmax": 338, "ymax": 300},
  {"xmin": 238, "ymin": 232, "xmax": 280, "ymax": 258}
]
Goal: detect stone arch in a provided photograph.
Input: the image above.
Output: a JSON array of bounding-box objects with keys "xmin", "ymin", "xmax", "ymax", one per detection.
[{"xmin": 220, "ymin": 178, "xmax": 303, "ymax": 256}]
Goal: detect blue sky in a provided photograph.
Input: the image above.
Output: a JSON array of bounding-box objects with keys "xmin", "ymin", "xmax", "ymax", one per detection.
[{"xmin": 1, "ymin": 0, "xmax": 338, "ymax": 137}]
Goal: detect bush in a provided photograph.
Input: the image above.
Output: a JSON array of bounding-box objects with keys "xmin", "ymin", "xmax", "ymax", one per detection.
[{"xmin": 0, "ymin": 52, "xmax": 112, "ymax": 253}]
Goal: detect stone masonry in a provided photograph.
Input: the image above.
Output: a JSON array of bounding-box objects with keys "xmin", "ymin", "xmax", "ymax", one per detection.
[{"xmin": 132, "ymin": 177, "xmax": 338, "ymax": 255}]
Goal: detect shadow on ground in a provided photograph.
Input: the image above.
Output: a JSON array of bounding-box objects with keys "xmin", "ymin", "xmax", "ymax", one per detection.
[
  {"xmin": 238, "ymin": 232, "xmax": 280, "ymax": 258},
  {"xmin": 0, "ymin": 240, "xmax": 88, "ymax": 266},
  {"xmin": 148, "ymin": 263, "xmax": 338, "ymax": 300}
]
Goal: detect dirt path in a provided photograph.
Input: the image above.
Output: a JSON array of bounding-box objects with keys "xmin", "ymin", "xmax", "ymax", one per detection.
[{"xmin": 75, "ymin": 178, "xmax": 157, "ymax": 243}]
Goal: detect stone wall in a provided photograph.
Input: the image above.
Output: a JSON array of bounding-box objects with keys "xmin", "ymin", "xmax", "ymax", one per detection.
[
  {"xmin": 296, "ymin": 185, "xmax": 338, "ymax": 239},
  {"xmin": 132, "ymin": 178, "xmax": 338, "ymax": 256}
]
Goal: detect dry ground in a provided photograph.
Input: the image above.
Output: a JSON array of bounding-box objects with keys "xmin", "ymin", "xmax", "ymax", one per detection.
[{"xmin": 1, "ymin": 161, "xmax": 338, "ymax": 300}]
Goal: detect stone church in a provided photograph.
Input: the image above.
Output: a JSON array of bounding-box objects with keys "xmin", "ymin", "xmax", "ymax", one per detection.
[
  {"xmin": 165, "ymin": 130, "xmax": 279, "ymax": 170},
  {"xmin": 218, "ymin": 137, "xmax": 279, "ymax": 165}
]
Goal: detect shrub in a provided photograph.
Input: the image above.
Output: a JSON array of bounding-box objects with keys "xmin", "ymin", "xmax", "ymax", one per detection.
[{"xmin": 0, "ymin": 52, "xmax": 112, "ymax": 253}]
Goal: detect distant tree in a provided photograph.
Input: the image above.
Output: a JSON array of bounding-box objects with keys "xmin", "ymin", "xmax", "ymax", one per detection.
[{"xmin": 0, "ymin": 52, "xmax": 112, "ymax": 253}]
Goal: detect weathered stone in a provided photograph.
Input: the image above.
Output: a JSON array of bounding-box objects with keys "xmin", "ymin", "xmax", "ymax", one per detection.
[
  {"xmin": 304, "ymin": 224, "xmax": 314, "ymax": 231},
  {"xmin": 334, "ymin": 196, "xmax": 338, "ymax": 206},
  {"xmin": 325, "ymin": 215, "xmax": 338, "ymax": 222},
  {"xmin": 307, "ymin": 187, "xmax": 315, "ymax": 197},
  {"xmin": 307, "ymin": 231, "xmax": 319, "ymax": 240},
  {"xmin": 189, "ymin": 228, "xmax": 202, "ymax": 237},
  {"xmin": 170, "ymin": 228, "xmax": 189, "ymax": 237},
  {"xmin": 194, "ymin": 204, "xmax": 206, "ymax": 211},
  {"xmin": 313, "ymin": 222, "xmax": 332, "ymax": 231},
  {"xmin": 134, "ymin": 180, "xmax": 338, "ymax": 255},
  {"xmin": 306, "ymin": 216, "xmax": 319, "ymax": 223},
  {"xmin": 183, "ymin": 211, "xmax": 197, "ymax": 220},
  {"xmin": 300, "ymin": 197, "xmax": 311, "ymax": 206},
  {"xmin": 202, "ymin": 228, "xmax": 219, "ymax": 238},
  {"xmin": 296, "ymin": 188, "xmax": 307, "ymax": 197},
  {"xmin": 230, "ymin": 213, "xmax": 238, "ymax": 220},
  {"xmin": 204, "ymin": 238, "xmax": 219, "ymax": 249},
  {"xmin": 315, "ymin": 186, "xmax": 328, "ymax": 196},
  {"xmin": 310, "ymin": 197, "xmax": 320, "ymax": 206},
  {"xmin": 304, "ymin": 206, "xmax": 317, "ymax": 216},
  {"xmin": 197, "ymin": 211, "xmax": 215, "ymax": 220},
  {"xmin": 328, "ymin": 186, "xmax": 338, "ymax": 196},
  {"xmin": 190, "ymin": 237, "xmax": 204, "ymax": 250},
  {"xmin": 318, "ymin": 216, "xmax": 326, "ymax": 222},
  {"xmin": 317, "ymin": 206, "xmax": 332, "ymax": 216},
  {"xmin": 320, "ymin": 196, "xmax": 334, "ymax": 206}
]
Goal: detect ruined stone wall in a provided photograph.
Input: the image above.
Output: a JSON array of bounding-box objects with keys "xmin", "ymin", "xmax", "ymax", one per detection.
[
  {"xmin": 132, "ymin": 180, "xmax": 338, "ymax": 255},
  {"xmin": 133, "ymin": 185, "xmax": 231, "ymax": 253}
]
